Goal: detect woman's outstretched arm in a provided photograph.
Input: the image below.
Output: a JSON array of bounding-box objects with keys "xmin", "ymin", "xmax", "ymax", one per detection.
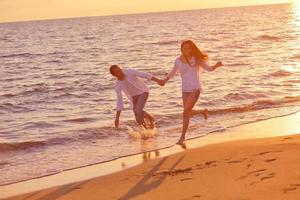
[
  {"xmin": 163, "ymin": 65, "xmax": 178, "ymax": 84},
  {"xmin": 200, "ymin": 61, "xmax": 223, "ymax": 71}
]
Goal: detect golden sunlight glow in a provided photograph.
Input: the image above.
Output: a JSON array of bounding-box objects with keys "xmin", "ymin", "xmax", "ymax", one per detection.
[
  {"xmin": 0, "ymin": 0, "xmax": 296, "ymax": 23},
  {"xmin": 291, "ymin": 2, "xmax": 300, "ymax": 42},
  {"xmin": 287, "ymin": 2, "xmax": 300, "ymax": 90},
  {"xmin": 294, "ymin": 1, "xmax": 300, "ymax": 19}
]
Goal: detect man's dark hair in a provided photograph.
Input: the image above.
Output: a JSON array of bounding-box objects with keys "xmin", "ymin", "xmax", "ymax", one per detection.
[{"xmin": 109, "ymin": 65, "xmax": 118, "ymax": 76}]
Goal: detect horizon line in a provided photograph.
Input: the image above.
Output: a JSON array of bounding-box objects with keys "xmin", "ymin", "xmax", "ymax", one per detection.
[{"xmin": 0, "ymin": 2, "xmax": 292, "ymax": 25}]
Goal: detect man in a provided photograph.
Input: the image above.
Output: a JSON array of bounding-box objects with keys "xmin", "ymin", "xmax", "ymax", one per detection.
[{"xmin": 110, "ymin": 65, "xmax": 164, "ymax": 129}]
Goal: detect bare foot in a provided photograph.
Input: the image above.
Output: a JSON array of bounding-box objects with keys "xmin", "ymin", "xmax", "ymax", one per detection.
[
  {"xmin": 176, "ymin": 139, "xmax": 187, "ymax": 149},
  {"xmin": 149, "ymin": 118, "xmax": 156, "ymax": 129},
  {"xmin": 144, "ymin": 115, "xmax": 155, "ymax": 130},
  {"xmin": 177, "ymin": 142, "xmax": 187, "ymax": 149},
  {"xmin": 141, "ymin": 121, "xmax": 148, "ymax": 130}
]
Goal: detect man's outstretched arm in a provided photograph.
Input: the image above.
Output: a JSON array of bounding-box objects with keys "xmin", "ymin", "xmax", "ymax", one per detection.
[
  {"xmin": 115, "ymin": 110, "xmax": 121, "ymax": 128},
  {"xmin": 115, "ymin": 83, "xmax": 123, "ymax": 128}
]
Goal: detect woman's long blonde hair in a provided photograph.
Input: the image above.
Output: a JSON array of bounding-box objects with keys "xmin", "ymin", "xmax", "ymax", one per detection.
[{"xmin": 181, "ymin": 40, "xmax": 208, "ymax": 67}]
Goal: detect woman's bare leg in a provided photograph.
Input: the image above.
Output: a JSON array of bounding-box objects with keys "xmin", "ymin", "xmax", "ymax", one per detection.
[{"xmin": 177, "ymin": 92, "xmax": 199, "ymax": 144}]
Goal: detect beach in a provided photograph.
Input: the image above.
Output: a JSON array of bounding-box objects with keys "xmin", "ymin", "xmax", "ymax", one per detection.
[
  {"xmin": 1, "ymin": 3, "xmax": 300, "ymax": 186},
  {"xmin": 1, "ymin": 2, "xmax": 300, "ymax": 200},
  {"xmin": 2, "ymin": 111, "xmax": 300, "ymax": 200}
]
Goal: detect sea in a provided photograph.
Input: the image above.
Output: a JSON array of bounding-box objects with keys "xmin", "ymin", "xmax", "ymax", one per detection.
[{"xmin": 0, "ymin": 3, "xmax": 300, "ymax": 185}]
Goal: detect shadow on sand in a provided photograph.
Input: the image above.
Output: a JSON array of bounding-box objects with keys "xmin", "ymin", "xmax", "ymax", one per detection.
[{"xmin": 119, "ymin": 155, "xmax": 185, "ymax": 200}]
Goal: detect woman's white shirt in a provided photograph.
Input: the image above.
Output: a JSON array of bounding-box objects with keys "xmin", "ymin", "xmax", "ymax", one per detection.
[{"xmin": 166, "ymin": 56, "xmax": 212, "ymax": 92}]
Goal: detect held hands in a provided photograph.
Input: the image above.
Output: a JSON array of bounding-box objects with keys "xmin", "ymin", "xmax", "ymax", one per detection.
[
  {"xmin": 157, "ymin": 79, "xmax": 165, "ymax": 86},
  {"xmin": 152, "ymin": 77, "xmax": 165, "ymax": 86}
]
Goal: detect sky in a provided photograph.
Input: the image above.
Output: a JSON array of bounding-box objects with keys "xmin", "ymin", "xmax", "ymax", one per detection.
[{"xmin": 0, "ymin": 0, "xmax": 296, "ymax": 23}]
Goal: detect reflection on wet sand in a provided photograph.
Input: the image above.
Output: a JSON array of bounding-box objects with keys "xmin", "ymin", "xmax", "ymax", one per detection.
[{"xmin": 142, "ymin": 150, "xmax": 161, "ymax": 161}]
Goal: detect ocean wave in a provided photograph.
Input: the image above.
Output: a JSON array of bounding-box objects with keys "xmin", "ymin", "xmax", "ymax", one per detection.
[
  {"xmin": 45, "ymin": 60, "xmax": 62, "ymax": 64},
  {"xmin": 53, "ymin": 92, "xmax": 82, "ymax": 99},
  {"xmin": 23, "ymin": 122, "xmax": 61, "ymax": 130},
  {"xmin": 224, "ymin": 92, "xmax": 267, "ymax": 100},
  {"xmin": 0, "ymin": 37, "xmax": 12, "ymax": 42},
  {"xmin": 74, "ymin": 83, "xmax": 114, "ymax": 92},
  {"xmin": 1, "ymin": 93, "xmax": 17, "ymax": 98},
  {"xmin": 46, "ymin": 74, "xmax": 73, "ymax": 79},
  {"xmin": 193, "ymin": 96, "xmax": 300, "ymax": 116},
  {"xmin": 256, "ymin": 34, "xmax": 281, "ymax": 41},
  {"xmin": 1, "ymin": 128, "xmax": 111, "ymax": 153},
  {"xmin": 0, "ymin": 51, "xmax": 72, "ymax": 59},
  {"xmin": 0, "ymin": 141, "xmax": 46, "ymax": 153},
  {"xmin": 2, "ymin": 94, "xmax": 299, "ymax": 154},
  {"xmin": 288, "ymin": 79, "xmax": 300, "ymax": 84},
  {"xmin": 52, "ymin": 87, "xmax": 74, "ymax": 92},
  {"xmin": 151, "ymin": 40, "xmax": 179, "ymax": 45},
  {"xmin": 2, "ymin": 77, "xmax": 25, "ymax": 82},
  {"xmin": 83, "ymin": 36, "xmax": 97, "ymax": 40},
  {"xmin": 62, "ymin": 117, "xmax": 97, "ymax": 123},
  {"xmin": 0, "ymin": 126, "xmax": 118, "ymax": 153},
  {"xmin": 0, "ymin": 103, "xmax": 33, "ymax": 113},
  {"xmin": 0, "ymin": 161, "xmax": 10, "ymax": 167},
  {"xmin": 267, "ymin": 70, "xmax": 293, "ymax": 77},
  {"xmin": 22, "ymin": 83, "xmax": 47, "ymax": 88},
  {"xmin": 151, "ymin": 96, "xmax": 300, "ymax": 129},
  {"xmin": 0, "ymin": 53, "xmax": 43, "ymax": 59},
  {"xmin": 19, "ymin": 87, "xmax": 50, "ymax": 96},
  {"xmin": 47, "ymin": 51, "xmax": 70, "ymax": 56}
]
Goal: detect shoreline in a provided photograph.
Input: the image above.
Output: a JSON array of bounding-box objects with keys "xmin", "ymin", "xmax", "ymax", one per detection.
[{"xmin": 1, "ymin": 110, "xmax": 300, "ymax": 199}]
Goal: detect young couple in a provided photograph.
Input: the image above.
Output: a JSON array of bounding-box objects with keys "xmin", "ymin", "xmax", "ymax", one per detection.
[{"xmin": 110, "ymin": 40, "xmax": 223, "ymax": 145}]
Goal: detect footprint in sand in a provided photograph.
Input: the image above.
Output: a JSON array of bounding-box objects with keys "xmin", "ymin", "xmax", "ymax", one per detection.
[
  {"xmin": 205, "ymin": 160, "xmax": 217, "ymax": 166},
  {"xmin": 153, "ymin": 167, "xmax": 193, "ymax": 177},
  {"xmin": 195, "ymin": 161, "xmax": 217, "ymax": 170},
  {"xmin": 249, "ymin": 182, "xmax": 255, "ymax": 186},
  {"xmin": 181, "ymin": 177, "xmax": 193, "ymax": 182},
  {"xmin": 283, "ymin": 183, "xmax": 300, "ymax": 193},
  {"xmin": 260, "ymin": 172, "xmax": 275, "ymax": 181},
  {"xmin": 253, "ymin": 150, "xmax": 282, "ymax": 156},
  {"xmin": 282, "ymin": 137, "xmax": 294, "ymax": 141},
  {"xmin": 253, "ymin": 171, "xmax": 276, "ymax": 181},
  {"xmin": 264, "ymin": 158, "xmax": 277, "ymax": 163},
  {"xmin": 226, "ymin": 158, "xmax": 247, "ymax": 164},
  {"xmin": 248, "ymin": 169, "xmax": 267, "ymax": 175},
  {"xmin": 181, "ymin": 194, "xmax": 202, "ymax": 200},
  {"xmin": 236, "ymin": 169, "xmax": 276, "ymax": 182},
  {"xmin": 236, "ymin": 175, "xmax": 247, "ymax": 180},
  {"xmin": 192, "ymin": 195, "xmax": 202, "ymax": 198}
]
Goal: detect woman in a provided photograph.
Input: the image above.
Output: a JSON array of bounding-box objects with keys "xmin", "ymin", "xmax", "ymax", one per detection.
[{"xmin": 163, "ymin": 40, "xmax": 223, "ymax": 145}]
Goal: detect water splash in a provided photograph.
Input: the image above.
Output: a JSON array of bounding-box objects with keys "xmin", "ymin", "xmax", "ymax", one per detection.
[{"xmin": 127, "ymin": 126, "xmax": 158, "ymax": 139}]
